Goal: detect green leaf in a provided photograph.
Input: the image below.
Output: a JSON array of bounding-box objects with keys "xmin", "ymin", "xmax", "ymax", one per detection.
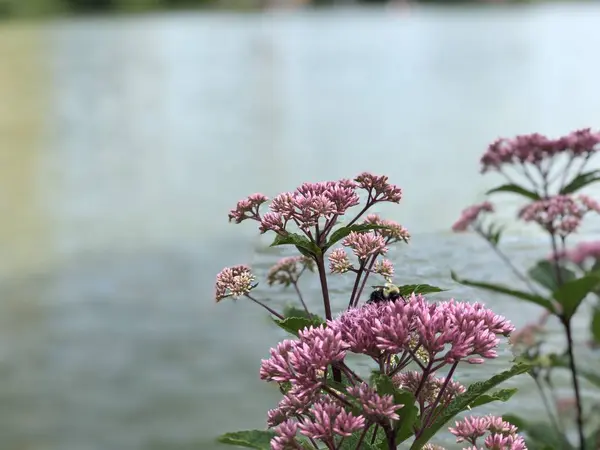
[
  {"xmin": 451, "ymin": 271, "xmax": 556, "ymax": 313},
  {"xmin": 370, "ymin": 374, "xmax": 419, "ymax": 446},
  {"xmin": 270, "ymin": 233, "xmax": 321, "ymax": 257},
  {"xmin": 503, "ymin": 414, "xmax": 573, "ymax": 450},
  {"xmin": 591, "ymin": 305, "xmax": 600, "ymax": 345},
  {"xmin": 338, "ymin": 431, "xmax": 379, "ymax": 450},
  {"xmin": 528, "ymin": 260, "xmax": 576, "ymax": 292},
  {"xmin": 553, "ymin": 273, "xmax": 600, "ymax": 319},
  {"xmin": 486, "ymin": 184, "xmax": 540, "ymax": 201},
  {"xmin": 396, "ymin": 284, "xmax": 447, "ymax": 297},
  {"xmin": 282, "ymin": 306, "xmax": 323, "ymax": 322},
  {"xmin": 326, "ymin": 223, "xmax": 390, "ymax": 250},
  {"xmin": 561, "ymin": 169, "xmax": 600, "ymax": 195},
  {"xmin": 273, "ymin": 316, "xmax": 325, "ymax": 336},
  {"xmin": 467, "ymin": 388, "xmax": 518, "ymax": 409},
  {"xmin": 216, "ymin": 430, "xmax": 275, "ymax": 449},
  {"xmin": 409, "ymin": 363, "xmax": 531, "ymax": 450}
]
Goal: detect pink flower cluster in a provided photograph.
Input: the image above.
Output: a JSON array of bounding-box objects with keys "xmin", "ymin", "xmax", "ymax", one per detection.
[
  {"xmin": 449, "ymin": 415, "xmax": 527, "ymax": 449},
  {"xmin": 227, "ymin": 173, "xmax": 403, "ymax": 238},
  {"xmin": 518, "ymin": 194, "xmax": 600, "ymax": 236},
  {"xmin": 363, "ymin": 214, "xmax": 411, "ymax": 243},
  {"xmin": 559, "ymin": 240, "xmax": 600, "ymax": 265},
  {"xmin": 266, "ymin": 256, "xmax": 314, "ymax": 286},
  {"xmin": 452, "ymin": 202, "xmax": 494, "ymax": 232},
  {"xmin": 480, "ymin": 129, "xmax": 600, "ymax": 173},
  {"xmin": 261, "ymin": 295, "xmax": 515, "ymax": 449},
  {"xmin": 214, "ymin": 265, "xmax": 256, "ymax": 302}
]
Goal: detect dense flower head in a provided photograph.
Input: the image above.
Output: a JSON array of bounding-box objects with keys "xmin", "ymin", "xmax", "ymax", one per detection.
[
  {"xmin": 393, "ymin": 371, "xmax": 465, "ymax": 406},
  {"xmin": 267, "ymin": 180, "xmax": 360, "ymax": 232},
  {"xmin": 452, "ymin": 202, "xmax": 494, "ymax": 232},
  {"xmin": 297, "ymin": 398, "xmax": 366, "ymax": 440},
  {"xmin": 480, "ymin": 129, "xmax": 600, "ymax": 173},
  {"xmin": 267, "ymin": 256, "xmax": 314, "ymax": 286},
  {"xmin": 328, "ymin": 248, "xmax": 352, "ymax": 274},
  {"xmin": 374, "ymin": 259, "xmax": 395, "ymax": 279},
  {"xmin": 518, "ymin": 194, "xmax": 600, "ymax": 236},
  {"xmin": 450, "ymin": 415, "xmax": 527, "ymax": 450},
  {"xmin": 259, "ymin": 326, "xmax": 348, "ymax": 388},
  {"xmin": 228, "ymin": 193, "xmax": 269, "ymax": 223},
  {"xmin": 342, "ymin": 231, "xmax": 388, "ymax": 260},
  {"xmin": 563, "ymin": 240, "xmax": 600, "ymax": 265},
  {"xmin": 214, "ymin": 265, "xmax": 256, "ymax": 301},
  {"xmin": 355, "ymin": 172, "xmax": 403, "ymax": 203},
  {"xmin": 347, "ymin": 383, "xmax": 403, "ymax": 421},
  {"xmin": 363, "ymin": 214, "xmax": 411, "ymax": 242},
  {"xmin": 271, "ymin": 420, "xmax": 300, "ymax": 450}
]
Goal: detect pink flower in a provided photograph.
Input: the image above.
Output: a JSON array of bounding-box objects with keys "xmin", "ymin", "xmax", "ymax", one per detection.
[
  {"xmin": 328, "ymin": 303, "xmax": 384, "ymax": 356},
  {"xmin": 363, "ymin": 214, "xmax": 411, "ymax": 243},
  {"xmin": 214, "ymin": 265, "xmax": 256, "ymax": 301},
  {"xmin": 228, "ymin": 193, "xmax": 269, "ymax": 223},
  {"xmin": 355, "ymin": 172, "xmax": 403, "ymax": 203},
  {"xmin": 347, "ymin": 383, "xmax": 404, "ymax": 421},
  {"xmin": 260, "ymin": 212, "xmax": 286, "ymax": 234},
  {"xmin": 271, "ymin": 420, "xmax": 301, "ymax": 450},
  {"xmin": 519, "ymin": 195, "xmax": 599, "ymax": 236},
  {"xmin": 394, "ymin": 371, "xmax": 465, "ymax": 406},
  {"xmin": 297, "ymin": 399, "xmax": 365, "ymax": 441},
  {"xmin": 267, "ymin": 256, "xmax": 314, "ymax": 286},
  {"xmin": 374, "ymin": 259, "xmax": 395, "ymax": 279},
  {"xmin": 452, "ymin": 202, "xmax": 494, "ymax": 232},
  {"xmin": 328, "ymin": 248, "xmax": 352, "ymax": 273},
  {"xmin": 560, "ymin": 128, "xmax": 600, "ymax": 156},
  {"xmin": 450, "ymin": 415, "xmax": 527, "ymax": 449},
  {"xmin": 342, "ymin": 231, "xmax": 388, "ymax": 260}
]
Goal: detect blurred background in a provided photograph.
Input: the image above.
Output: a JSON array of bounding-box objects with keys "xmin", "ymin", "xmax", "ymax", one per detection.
[{"xmin": 1, "ymin": 0, "xmax": 600, "ymax": 449}]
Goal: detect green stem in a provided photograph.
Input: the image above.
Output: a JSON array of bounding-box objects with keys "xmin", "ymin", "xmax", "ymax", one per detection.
[{"xmin": 563, "ymin": 318, "xmax": 586, "ymax": 450}]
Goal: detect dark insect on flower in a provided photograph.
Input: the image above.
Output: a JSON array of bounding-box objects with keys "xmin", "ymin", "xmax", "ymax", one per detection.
[{"xmin": 367, "ymin": 283, "xmax": 402, "ymax": 304}]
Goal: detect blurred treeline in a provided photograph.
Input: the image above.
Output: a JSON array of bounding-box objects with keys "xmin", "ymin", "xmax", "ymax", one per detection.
[{"xmin": 0, "ymin": 0, "xmax": 523, "ymax": 17}]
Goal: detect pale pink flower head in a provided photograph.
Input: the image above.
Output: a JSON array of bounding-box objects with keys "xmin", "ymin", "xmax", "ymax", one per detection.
[
  {"xmin": 260, "ymin": 212, "xmax": 286, "ymax": 234},
  {"xmin": 480, "ymin": 133, "xmax": 561, "ymax": 173},
  {"xmin": 267, "ymin": 256, "xmax": 314, "ymax": 286},
  {"xmin": 328, "ymin": 303, "xmax": 384, "ymax": 356},
  {"xmin": 450, "ymin": 415, "xmax": 527, "ymax": 449},
  {"xmin": 355, "ymin": 172, "xmax": 403, "ymax": 203},
  {"xmin": 518, "ymin": 195, "xmax": 599, "ymax": 236},
  {"xmin": 271, "ymin": 420, "xmax": 301, "ymax": 450},
  {"xmin": 452, "ymin": 202, "xmax": 494, "ymax": 232},
  {"xmin": 565, "ymin": 240, "xmax": 600, "ymax": 265},
  {"xmin": 374, "ymin": 259, "xmax": 395, "ymax": 279},
  {"xmin": 214, "ymin": 265, "xmax": 256, "ymax": 301},
  {"xmin": 228, "ymin": 193, "xmax": 269, "ymax": 223},
  {"xmin": 347, "ymin": 382, "xmax": 404, "ymax": 421},
  {"xmin": 363, "ymin": 214, "xmax": 410, "ymax": 243},
  {"xmin": 560, "ymin": 128, "xmax": 600, "ymax": 156},
  {"xmin": 394, "ymin": 371, "xmax": 465, "ymax": 406},
  {"xmin": 342, "ymin": 231, "xmax": 388, "ymax": 260},
  {"xmin": 297, "ymin": 399, "xmax": 365, "ymax": 441},
  {"xmin": 328, "ymin": 248, "xmax": 352, "ymax": 274}
]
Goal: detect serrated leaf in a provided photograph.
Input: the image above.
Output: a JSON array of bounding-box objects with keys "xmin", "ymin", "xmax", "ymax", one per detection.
[
  {"xmin": 451, "ymin": 271, "xmax": 555, "ymax": 313},
  {"xmin": 409, "ymin": 363, "xmax": 531, "ymax": 450},
  {"xmin": 273, "ymin": 316, "xmax": 325, "ymax": 336},
  {"xmin": 216, "ymin": 430, "xmax": 275, "ymax": 449},
  {"xmin": 553, "ymin": 273, "xmax": 600, "ymax": 319},
  {"xmin": 271, "ymin": 233, "xmax": 321, "ymax": 257},
  {"xmin": 528, "ymin": 260, "xmax": 576, "ymax": 292},
  {"xmin": 561, "ymin": 169, "xmax": 600, "ymax": 195},
  {"xmin": 326, "ymin": 224, "xmax": 390, "ymax": 250},
  {"xmin": 396, "ymin": 284, "xmax": 447, "ymax": 297},
  {"xmin": 486, "ymin": 184, "xmax": 540, "ymax": 201},
  {"xmin": 467, "ymin": 388, "xmax": 518, "ymax": 408}
]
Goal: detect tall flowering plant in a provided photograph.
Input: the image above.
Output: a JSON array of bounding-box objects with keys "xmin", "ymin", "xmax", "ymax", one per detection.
[
  {"xmin": 451, "ymin": 129, "xmax": 600, "ymax": 450},
  {"xmin": 214, "ymin": 173, "xmax": 531, "ymax": 450}
]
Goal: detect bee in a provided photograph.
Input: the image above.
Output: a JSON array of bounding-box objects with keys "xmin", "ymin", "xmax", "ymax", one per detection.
[{"xmin": 367, "ymin": 282, "xmax": 402, "ymax": 304}]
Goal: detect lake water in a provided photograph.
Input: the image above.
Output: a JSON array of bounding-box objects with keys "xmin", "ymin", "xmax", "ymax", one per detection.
[{"xmin": 1, "ymin": 4, "xmax": 600, "ymax": 449}]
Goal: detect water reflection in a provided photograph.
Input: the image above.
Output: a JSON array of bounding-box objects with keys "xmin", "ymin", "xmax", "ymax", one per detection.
[{"xmin": 1, "ymin": 5, "xmax": 600, "ymax": 449}]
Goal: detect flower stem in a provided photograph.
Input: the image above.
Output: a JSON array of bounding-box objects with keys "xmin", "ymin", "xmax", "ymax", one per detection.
[
  {"xmin": 423, "ymin": 361, "xmax": 459, "ymax": 430},
  {"xmin": 245, "ymin": 294, "xmax": 284, "ymax": 319},
  {"xmin": 291, "ymin": 280, "xmax": 310, "ymax": 315},
  {"xmin": 353, "ymin": 255, "xmax": 378, "ymax": 308},
  {"xmin": 533, "ymin": 375, "xmax": 563, "ymax": 435},
  {"xmin": 563, "ymin": 318, "xmax": 586, "ymax": 450},
  {"xmin": 315, "ymin": 255, "xmax": 341, "ymax": 382}
]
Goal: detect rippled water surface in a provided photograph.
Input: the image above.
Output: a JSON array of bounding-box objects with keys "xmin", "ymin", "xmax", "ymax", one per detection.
[{"xmin": 1, "ymin": 4, "xmax": 600, "ymax": 449}]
